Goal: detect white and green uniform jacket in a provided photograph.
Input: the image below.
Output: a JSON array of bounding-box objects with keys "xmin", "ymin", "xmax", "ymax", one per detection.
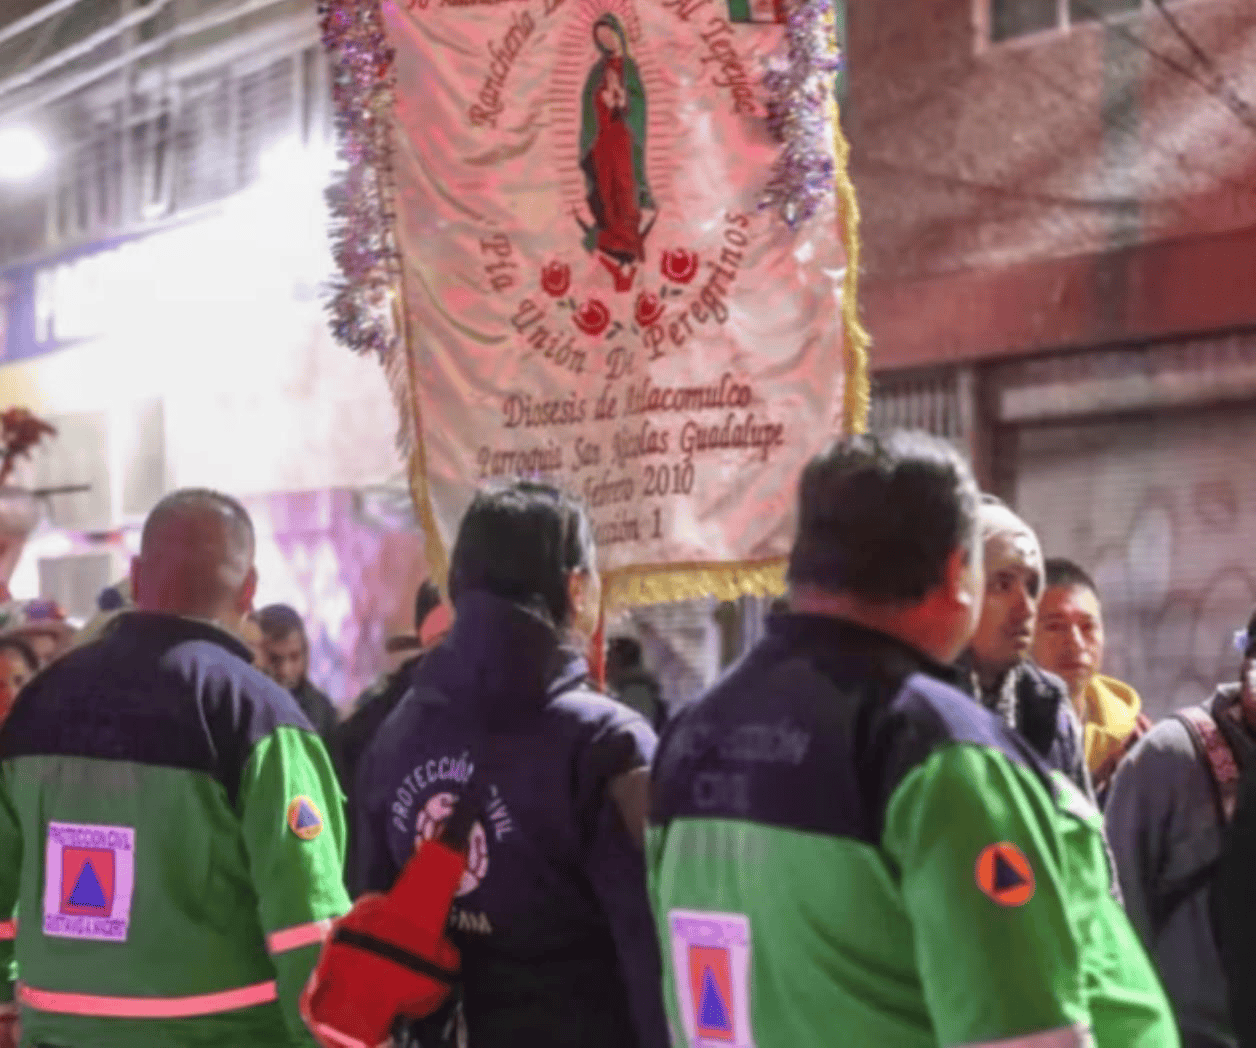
[
  {"xmin": 0, "ymin": 612, "xmax": 350, "ymax": 1048},
  {"xmin": 648, "ymin": 615, "xmax": 1179, "ymax": 1048}
]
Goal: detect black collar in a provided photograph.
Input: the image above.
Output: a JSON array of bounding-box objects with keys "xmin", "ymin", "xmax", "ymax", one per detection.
[
  {"xmin": 767, "ymin": 612, "xmax": 966, "ymax": 689},
  {"xmin": 113, "ymin": 611, "xmax": 253, "ymax": 661},
  {"xmin": 418, "ymin": 591, "xmax": 589, "ymax": 711}
]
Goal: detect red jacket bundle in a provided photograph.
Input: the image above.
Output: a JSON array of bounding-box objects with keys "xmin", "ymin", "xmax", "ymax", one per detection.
[{"xmin": 300, "ymin": 801, "xmax": 474, "ymax": 1048}]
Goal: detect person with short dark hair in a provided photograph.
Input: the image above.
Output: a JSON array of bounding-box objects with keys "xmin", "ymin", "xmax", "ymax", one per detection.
[
  {"xmin": 257, "ymin": 603, "xmax": 338, "ymax": 744},
  {"xmin": 1107, "ymin": 608, "xmax": 1256, "ymax": 1048},
  {"xmin": 1043, "ymin": 556, "xmax": 1094, "ymax": 592},
  {"xmin": 357, "ymin": 480, "xmax": 668, "ymax": 1048},
  {"xmin": 1033, "ymin": 557, "xmax": 1149, "ymax": 796},
  {"xmin": 649, "ymin": 431, "xmax": 1176, "ymax": 1048},
  {"xmin": 336, "ymin": 580, "xmax": 452, "ymax": 897},
  {"xmin": 959, "ymin": 502, "xmax": 1091, "ymax": 796},
  {"xmin": 0, "ymin": 488, "xmax": 348, "ymax": 1048},
  {"xmin": 606, "ymin": 636, "xmax": 665, "ymax": 730},
  {"xmin": 239, "ymin": 610, "xmax": 266, "ymax": 668}
]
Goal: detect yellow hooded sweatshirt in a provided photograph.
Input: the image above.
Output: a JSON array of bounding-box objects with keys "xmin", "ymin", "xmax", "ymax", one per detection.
[{"xmin": 1079, "ymin": 674, "xmax": 1143, "ymax": 774}]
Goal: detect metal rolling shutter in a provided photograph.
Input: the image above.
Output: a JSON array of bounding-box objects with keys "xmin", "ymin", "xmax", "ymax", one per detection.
[{"xmin": 1006, "ymin": 397, "xmax": 1256, "ymax": 720}]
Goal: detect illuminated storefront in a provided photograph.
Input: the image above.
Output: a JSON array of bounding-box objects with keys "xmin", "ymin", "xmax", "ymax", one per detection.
[{"xmin": 0, "ymin": 141, "xmax": 420, "ymax": 702}]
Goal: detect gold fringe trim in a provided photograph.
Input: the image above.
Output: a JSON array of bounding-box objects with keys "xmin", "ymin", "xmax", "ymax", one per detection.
[
  {"xmin": 603, "ymin": 559, "xmax": 787, "ymax": 610},
  {"xmin": 393, "ymin": 288, "xmax": 452, "ymax": 597},
  {"xmin": 832, "ymin": 81, "xmax": 870, "ymax": 435},
  {"xmin": 369, "ymin": 125, "xmax": 449, "ymax": 594}
]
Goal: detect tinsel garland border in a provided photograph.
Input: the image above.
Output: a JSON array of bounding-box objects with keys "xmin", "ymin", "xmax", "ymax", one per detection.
[
  {"xmin": 760, "ymin": 0, "xmax": 844, "ymax": 227},
  {"xmin": 319, "ymin": 0, "xmax": 402, "ymax": 364},
  {"xmin": 320, "ymin": 0, "xmax": 869, "ymax": 607},
  {"xmin": 319, "ymin": 0, "xmax": 451, "ymax": 587}
]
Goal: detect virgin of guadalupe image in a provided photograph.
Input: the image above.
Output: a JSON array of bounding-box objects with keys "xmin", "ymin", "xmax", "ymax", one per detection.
[{"xmin": 575, "ymin": 14, "xmax": 656, "ymax": 292}]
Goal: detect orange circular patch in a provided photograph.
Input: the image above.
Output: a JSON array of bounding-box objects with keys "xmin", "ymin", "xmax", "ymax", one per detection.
[
  {"xmin": 974, "ymin": 842, "xmax": 1035, "ymax": 907},
  {"xmin": 287, "ymin": 796, "xmax": 324, "ymax": 841}
]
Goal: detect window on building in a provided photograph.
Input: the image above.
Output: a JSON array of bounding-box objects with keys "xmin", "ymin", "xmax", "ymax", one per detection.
[
  {"xmin": 991, "ymin": 0, "xmax": 1168, "ymax": 43},
  {"xmin": 0, "ymin": 20, "xmax": 331, "ymax": 266},
  {"xmin": 992, "ymin": 0, "xmax": 1057, "ymax": 42},
  {"xmin": 1070, "ymin": 0, "xmax": 1141, "ymax": 22},
  {"xmin": 22, "ymin": 44, "xmax": 328, "ymax": 260}
]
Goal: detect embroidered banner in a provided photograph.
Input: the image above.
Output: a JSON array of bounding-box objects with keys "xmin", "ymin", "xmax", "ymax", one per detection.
[{"xmin": 322, "ymin": 0, "xmax": 866, "ymax": 606}]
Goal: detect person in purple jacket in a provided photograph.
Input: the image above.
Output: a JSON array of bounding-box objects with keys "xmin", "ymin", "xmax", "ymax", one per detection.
[{"xmin": 355, "ymin": 480, "xmax": 668, "ymax": 1048}]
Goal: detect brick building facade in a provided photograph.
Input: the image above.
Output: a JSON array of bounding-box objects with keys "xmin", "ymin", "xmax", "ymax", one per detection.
[{"xmin": 851, "ymin": 0, "xmax": 1256, "ymax": 713}]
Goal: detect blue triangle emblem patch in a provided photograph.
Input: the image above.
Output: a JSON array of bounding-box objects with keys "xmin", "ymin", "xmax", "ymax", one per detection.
[
  {"xmin": 287, "ymin": 796, "xmax": 324, "ymax": 840},
  {"xmin": 68, "ymin": 861, "xmax": 108, "ymax": 909},
  {"xmin": 697, "ymin": 966, "xmax": 733, "ymax": 1033},
  {"xmin": 994, "ymin": 852, "xmax": 1026, "ymax": 891}
]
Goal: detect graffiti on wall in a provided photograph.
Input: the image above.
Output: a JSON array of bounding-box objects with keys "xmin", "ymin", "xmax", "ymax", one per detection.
[{"xmin": 1015, "ymin": 406, "xmax": 1256, "ymax": 718}]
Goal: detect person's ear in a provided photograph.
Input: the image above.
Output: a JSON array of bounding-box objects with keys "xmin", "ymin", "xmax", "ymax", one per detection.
[
  {"xmin": 129, "ymin": 556, "xmax": 142, "ymax": 608},
  {"xmin": 236, "ymin": 566, "xmax": 258, "ymax": 619},
  {"xmin": 567, "ymin": 568, "xmax": 602, "ymax": 640},
  {"xmin": 946, "ymin": 544, "xmax": 982, "ymax": 615}
]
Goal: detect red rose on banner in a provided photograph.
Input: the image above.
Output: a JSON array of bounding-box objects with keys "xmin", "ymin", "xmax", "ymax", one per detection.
[
  {"xmin": 572, "ymin": 299, "xmax": 611, "ymax": 336},
  {"xmin": 634, "ymin": 291, "xmax": 665, "ymax": 328},
  {"xmin": 540, "ymin": 260, "xmax": 571, "ymax": 297},
  {"xmin": 660, "ymin": 249, "xmax": 699, "ymax": 284}
]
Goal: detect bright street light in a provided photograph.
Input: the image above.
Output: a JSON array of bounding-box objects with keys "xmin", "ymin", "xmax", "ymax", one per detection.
[{"xmin": 0, "ymin": 126, "xmax": 51, "ymax": 183}]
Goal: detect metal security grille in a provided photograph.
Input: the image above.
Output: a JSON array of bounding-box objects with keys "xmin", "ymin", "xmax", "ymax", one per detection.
[
  {"xmin": 45, "ymin": 49, "xmax": 307, "ymax": 244},
  {"xmin": 0, "ymin": 1, "xmax": 325, "ymax": 266},
  {"xmin": 869, "ymin": 368, "xmax": 966, "ymax": 439},
  {"xmin": 629, "ymin": 599, "xmax": 723, "ymax": 709},
  {"xmin": 994, "ymin": 331, "xmax": 1256, "ymax": 718},
  {"xmin": 175, "ymin": 73, "xmax": 233, "ymax": 209},
  {"xmin": 1011, "ymin": 400, "xmax": 1256, "ymax": 719},
  {"xmin": 235, "ymin": 55, "xmax": 294, "ymax": 189}
]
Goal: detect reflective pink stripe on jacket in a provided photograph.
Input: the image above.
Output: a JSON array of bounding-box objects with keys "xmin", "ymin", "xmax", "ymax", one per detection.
[
  {"xmin": 18, "ymin": 979, "xmax": 277, "ymax": 1018},
  {"xmin": 0, "ymin": 919, "xmax": 14, "ymax": 941},
  {"xmin": 267, "ymin": 918, "xmax": 333, "ymax": 955}
]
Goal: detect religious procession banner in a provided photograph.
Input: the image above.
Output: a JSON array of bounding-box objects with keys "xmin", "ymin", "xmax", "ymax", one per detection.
[{"xmin": 321, "ymin": 0, "xmax": 866, "ymax": 606}]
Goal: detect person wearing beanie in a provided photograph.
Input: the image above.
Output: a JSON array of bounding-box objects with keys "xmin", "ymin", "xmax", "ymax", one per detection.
[
  {"xmin": 1213, "ymin": 618, "xmax": 1256, "ymax": 1048},
  {"xmin": 956, "ymin": 498, "xmax": 1092, "ymax": 797},
  {"xmin": 0, "ymin": 599, "xmax": 75, "ymax": 668},
  {"xmin": 650, "ymin": 433, "xmax": 1174, "ymax": 1048}
]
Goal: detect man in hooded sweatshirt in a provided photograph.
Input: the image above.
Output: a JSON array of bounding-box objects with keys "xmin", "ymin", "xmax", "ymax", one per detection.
[
  {"xmin": 355, "ymin": 480, "xmax": 668, "ymax": 1048},
  {"xmin": 1032, "ymin": 558, "xmax": 1149, "ymax": 800}
]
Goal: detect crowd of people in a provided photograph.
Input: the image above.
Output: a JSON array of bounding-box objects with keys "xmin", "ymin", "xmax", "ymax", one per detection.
[{"xmin": 0, "ymin": 430, "xmax": 1253, "ymax": 1047}]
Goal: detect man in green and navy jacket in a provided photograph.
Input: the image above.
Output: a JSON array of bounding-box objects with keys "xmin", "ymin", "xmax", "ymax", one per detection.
[
  {"xmin": 648, "ymin": 432, "xmax": 1179, "ymax": 1048},
  {"xmin": 0, "ymin": 489, "xmax": 349, "ymax": 1048}
]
